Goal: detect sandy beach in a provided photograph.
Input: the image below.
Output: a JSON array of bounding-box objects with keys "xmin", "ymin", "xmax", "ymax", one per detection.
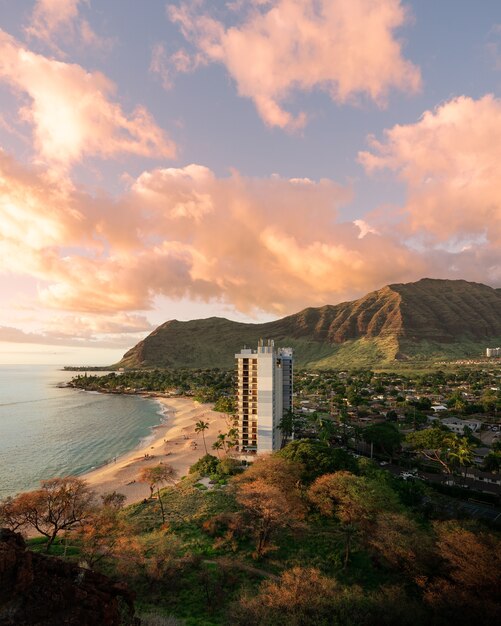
[{"xmin": 82, "ymin": 397, "xmax": 233, "ymax": 504}]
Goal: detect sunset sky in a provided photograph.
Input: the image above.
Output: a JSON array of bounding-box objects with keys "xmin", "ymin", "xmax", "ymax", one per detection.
[{"xmin": 0, "ymin": 0, "xmax": 500, "ymax": 364}]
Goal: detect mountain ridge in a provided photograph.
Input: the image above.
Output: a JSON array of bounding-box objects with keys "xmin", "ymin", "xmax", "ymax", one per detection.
[{"xmin": 117, "ymin": 279, "xmax": 501, "ymax": 369}]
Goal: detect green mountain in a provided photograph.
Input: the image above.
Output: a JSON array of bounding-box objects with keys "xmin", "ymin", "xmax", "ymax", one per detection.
[{"xmin": 117, "ymin": 279, "xmax": 501, "ymax": 369}]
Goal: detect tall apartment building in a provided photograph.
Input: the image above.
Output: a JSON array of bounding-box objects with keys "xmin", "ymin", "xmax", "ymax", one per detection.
[{"xmin": 235, "ymin": 339, "xmax": 293, "ymax": 454}]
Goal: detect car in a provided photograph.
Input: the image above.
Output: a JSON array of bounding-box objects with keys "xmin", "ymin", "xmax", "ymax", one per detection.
[
  {"xmin": 379, "ymin": 461, "xmax": 389, "ymax": 466},
  {"xmin": 400, "ymin": 472, "xmax": 416, "ymax": 480}
]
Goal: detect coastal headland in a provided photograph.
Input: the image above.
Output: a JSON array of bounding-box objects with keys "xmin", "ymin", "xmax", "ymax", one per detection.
[{"xmin": 82, "ymin": 397, "xmax": 231, "ymax": 504}]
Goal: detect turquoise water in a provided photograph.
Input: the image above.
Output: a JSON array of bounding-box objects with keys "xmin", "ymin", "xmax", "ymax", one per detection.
[{"xmin": 0, "ymin": 365, "xmax": 165, "ymax": 498}]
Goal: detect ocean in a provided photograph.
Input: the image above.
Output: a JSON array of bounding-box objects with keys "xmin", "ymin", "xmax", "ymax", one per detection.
[{"xmin": 0, "ymin": 365, "xmax": 165, "ymax": 498}]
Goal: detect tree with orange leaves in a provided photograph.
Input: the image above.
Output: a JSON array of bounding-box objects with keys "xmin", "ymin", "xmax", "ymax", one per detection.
[
  {"xmin": 139, "ymin": 463, "xmax": 177, "ymax": 523},
  {"xmin": 308, "ymin": 470, "xmax": 400, "ymax": 567},
  {"xmin": 0, "ymin": 476, "xmax": 95, "ymax": 552},
  {"xmin": 233, "ymin": 456, "xmax": 305, "ymax": 558},
  {"xmin": 71, "ymin": 491, "xmax": 128, "ymax": 568},
  {"xmin": 423, "ymin": 521, "xmax": 501, "ymax": 624}
]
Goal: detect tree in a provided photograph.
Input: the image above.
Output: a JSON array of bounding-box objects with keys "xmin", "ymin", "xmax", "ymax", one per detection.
[
  {"xmin": 0, "ymin": 476, "xmax": 95, "ymax": 552},
  {"xmin": 277, "ymin": 410, "xmax": 300, "ymax": 447},
  {"xmin": 363, "ymin": 422, "xmax": 403, "ymax": 459},
  {"xmin": 72, "ymin": 494, "xmax": 128, "ymax": 568},
  {"xmin": 139, "ymin": 464, "xmax": 177, "ymax": 523},
  {"xmin": 405, "ymin": 427, "xmax": 457, "ymax": 474},
  {"xmin": 0, "ymin": 496, "xmax": 27, "ymax": 531},
  {"xmin": 215, "ymin": 428, "xmax": 239, "ymax": 454},
  {"xmin": 408, "ymin": 397, "xmax": 432, "ymax": 412},
  {"xmin": 230, "ymin": 567, "xmax": 339, "ymax": 625},
  {"xmin": 347, "ymin": 385, "xmax": 363, "ymax": 409},
  {"xmin": 308, "ymin": 471, "xmax": 400, "ymax": 567},
  {"xmin": 483, "ymin": 452, "xmax": 501, "ymax": 472},
  {"xmin": 367, "ymin": 511, "xmax": 434, "ymax": 577},
  {"xmin": 233, "ymin": 456, "xmax": 305, "ymax": 558},
  {"xmin": 226, "ymin": 437, "xmax": 237, "ymax": 454},
  {"xmin": 481, "ymin": 389, "xmax": 498, "ymax": 413},
  {"xmin": 423, "ymin": 522, "xmax": 501, "ymax": 624},
  {"xmin": 447, "ymin": 393, "xmax": 467, "ymax": 413},
  {"xmin": 113, "ymin": 530, "xmax": 183, "ymax": 583},
  {"xmin": 230, "ymin": 566, "xmax": 423, "ymax": 626},
  {"xmin": 315, "ymin": 416, "xmax": 338, "ymax": 446},
  {"xmin": 213, "ymin": 396, "xmax": 235, "ymax": 413},
  {"xmin": 338, "ymin": 406, "xmax": 351, "ymax": 444},
  {"xmin": 195, "ymin": 420, "xmax": 210, "ymax": 454},
  {"xmin": 447, "ymin": 436, "xmax": 474, "ymax": 483},
  {"xmin": 100, "ymin": 490, "xmax": 127, "ymax": 510},
  {"xmin": 212, "ymin": 439, "xmax": 224, "ymax": 457},
  {"xmin": 277, "ymin": 439, "xmax": 358, "ymax": 482}
]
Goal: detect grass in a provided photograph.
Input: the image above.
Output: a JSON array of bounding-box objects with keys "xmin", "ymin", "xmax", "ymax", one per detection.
[
  {"xmin": 135, "ymin": 561, "xmax": 261, "ymax": 626},
  {"xmin": 114, "ymin": 477, "xmax": 398, "ymax": 624},
  {"xmin": 399, "ymin": 336, "xmax": 501, "ymax": 361},
  {"xmin": 26, "ymin": 535, "xmax": 81, "ymax": 558},
  {"xmin": 127, "ymin": 475, "xmax": 238, "ymax": 531},
  {"xmin": 311, "ymin": 336, "xmax": 400, "ymax": 369}
]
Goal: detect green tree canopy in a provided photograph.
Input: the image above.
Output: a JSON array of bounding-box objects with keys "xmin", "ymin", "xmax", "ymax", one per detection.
[
  {"xmin": 277, "ymin": 439, "xmax": 358, "ymax": 482},
  {"xmin": 363, "ymin": 422, "xmax": 403, "ymax": 457},
  {"xmin": 406, "ymin": 427, "xmax": 457, "ymax": 473}
]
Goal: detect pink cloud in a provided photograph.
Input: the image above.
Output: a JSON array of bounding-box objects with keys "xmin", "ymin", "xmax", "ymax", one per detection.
[
  {"xmin": 0, "ymin": 150, "xmax": 430, "ymax": 317},
  {"xmin": 150, "ymin": 43, "xmax": 174, "ymax": 90},
  {"xmin": 359, "ymin": 95, "xmax": 501, "ymax": 257},
  {"xmin": 25, "ymin": 0, "xmax": 108, "ymax": 56},
  {"xmin": 0, "ymin": 30, "xmax": 176, "ymax": 168},
  {"xmin": 0, "ymin": 322, "xmax": 146, "ymax": 349},
  {"xmin": 168, "ymin": 0, "xmax": 421, "ymax": 129},
  {"xmin": 150, "ymin": 42, "xmax": 205, "ymax": 90},
  {"xmin": 1, "ymin": 141, "xmax": 498, "ymax": 325}
]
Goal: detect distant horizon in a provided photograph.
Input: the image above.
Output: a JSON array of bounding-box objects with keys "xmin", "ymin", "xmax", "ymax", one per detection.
[{"xmin": 2, "ymin": 275, "xmax": 500, "ymax": 364}]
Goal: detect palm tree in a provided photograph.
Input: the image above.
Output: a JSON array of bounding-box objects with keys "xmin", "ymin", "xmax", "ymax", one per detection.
[
  {"xmin": 226, "ymin": 428, "xmax": 238, "ymax": 450},
  {"xmin": 217, "ymin": 433, "xmax": 227, "ymax": 452},
  {"xmin": 212, "ymin": 439, "xmax": 224, "ymax": 458},
  {"xmin": 448, "ymin": 436, "xmax": 474, "ymax": 486},
  {"xmin": 195, "ymin": 420, "xmax": 210, "ymax": 454},
  {"xmin": 317, "ymin": 417, "xmax": 336, "ymax": 447}
]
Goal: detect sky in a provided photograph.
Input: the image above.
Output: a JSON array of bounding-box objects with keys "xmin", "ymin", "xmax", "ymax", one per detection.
[{"xmin": 0, "ymin": 0, "xmax": 500, "ymax": 365}]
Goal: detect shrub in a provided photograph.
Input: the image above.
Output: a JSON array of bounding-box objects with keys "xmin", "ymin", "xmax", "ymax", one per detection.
[
  {"xmin": 189, "ymin": 454, "xmax": 219, "ymax": 476},
  {"xmin": 216, "ymin": 456, "xmax": 242, "ymax": 477}
]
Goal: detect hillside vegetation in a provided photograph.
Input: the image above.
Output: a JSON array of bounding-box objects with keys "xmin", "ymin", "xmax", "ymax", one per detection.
[
  {"xmin": 117, "ymin": 279, "xmax": 501, "ymax": 369},
  {"xmin": 6, "ymin": 449, "xmax": 500, "ymax": 626}
]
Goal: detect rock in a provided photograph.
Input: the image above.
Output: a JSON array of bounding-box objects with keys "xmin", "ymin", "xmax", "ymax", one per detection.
[{"xmin": 0, "ymin": 528, "xmax": 139, "ymax": 625}]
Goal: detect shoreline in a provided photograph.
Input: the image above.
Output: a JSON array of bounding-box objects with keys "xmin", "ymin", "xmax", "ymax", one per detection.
[{"xmin": 81, "ymin": 396, "xmax": 232, "ymax": 504}]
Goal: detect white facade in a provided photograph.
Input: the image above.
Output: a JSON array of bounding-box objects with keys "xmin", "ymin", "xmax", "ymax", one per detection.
[
  {"xmin": 486, "ymin": 347, "xmax": 501, "ymax": 357},
  {"xmin": 235, "ymin": 340, "xmax": 293, "ymax": 454},
  {"xmin": 441, "ymin": 417, "xmax": 482, "ymax": 434}
]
